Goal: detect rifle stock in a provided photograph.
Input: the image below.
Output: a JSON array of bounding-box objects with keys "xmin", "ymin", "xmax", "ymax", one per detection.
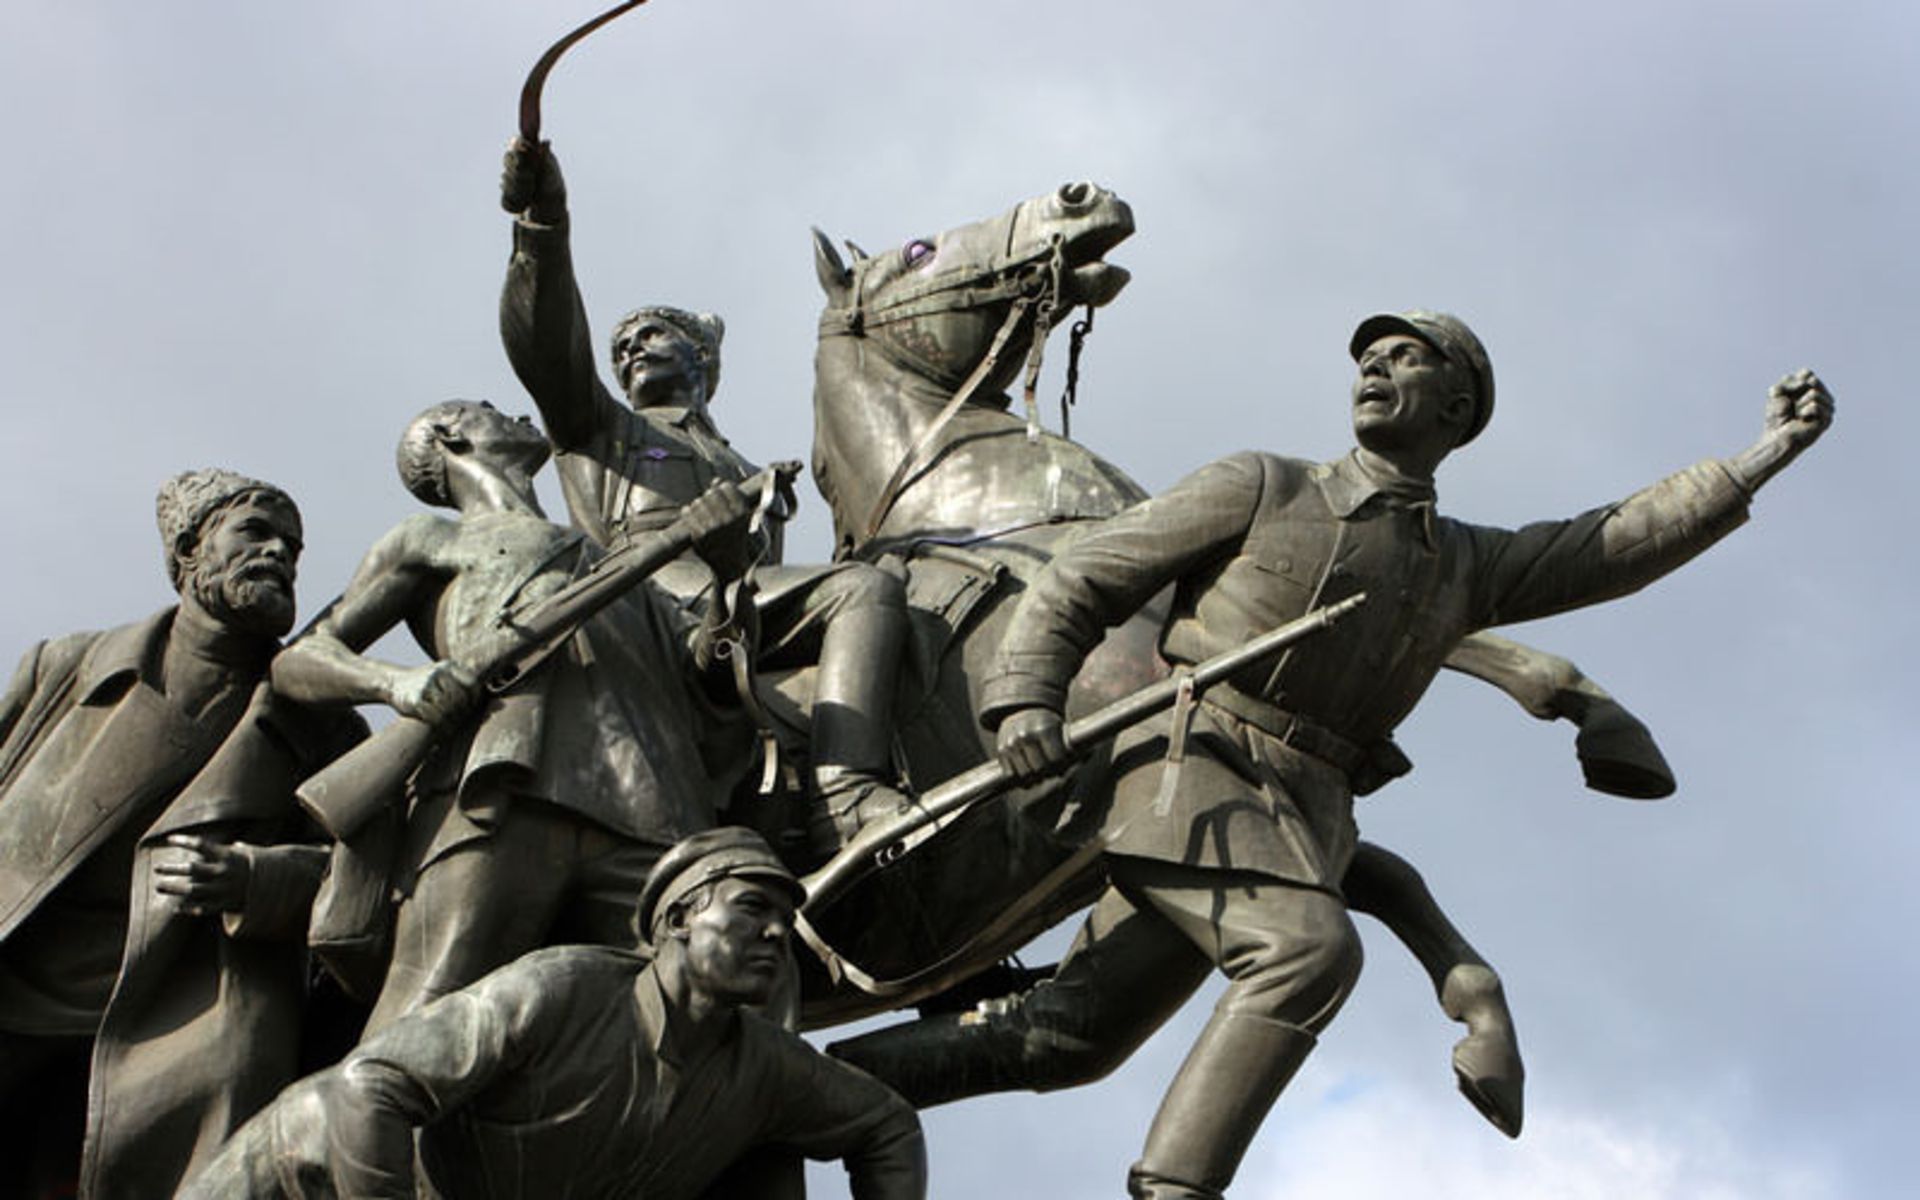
[{"xmin": 296, "ymin": 463, "xmax": 800, "ymax": 841}]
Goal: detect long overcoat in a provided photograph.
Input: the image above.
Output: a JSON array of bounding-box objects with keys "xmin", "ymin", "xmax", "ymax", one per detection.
[{"xmin": 0, "ymin": 609, "xmax": 360, "ymax": 1199}]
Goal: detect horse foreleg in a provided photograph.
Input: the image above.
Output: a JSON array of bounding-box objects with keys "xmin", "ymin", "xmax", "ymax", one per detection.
[
  {"xmin": 1444, "ymin": 631, "xmax": 1676, "ymax": 799},
  {"xmin": 1343, "ymin": 841, "xmax": 1524, "ymax": 1137}
]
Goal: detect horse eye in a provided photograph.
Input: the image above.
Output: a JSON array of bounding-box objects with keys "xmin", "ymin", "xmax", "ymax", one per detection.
[{"xmin": 903, "ymin": 240, "xmax": 934, "ymax": 266}]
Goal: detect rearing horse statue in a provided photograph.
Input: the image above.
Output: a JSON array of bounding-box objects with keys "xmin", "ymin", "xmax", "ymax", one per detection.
[{"xmin": 799, "ymin": 181, "xmax": 1676, "ymax": 1137}]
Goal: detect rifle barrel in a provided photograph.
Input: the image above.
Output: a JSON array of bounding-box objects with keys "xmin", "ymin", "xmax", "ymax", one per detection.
[{"xmin": 801, "ymin": 592, "xmax": 1367, "ymax": 911}]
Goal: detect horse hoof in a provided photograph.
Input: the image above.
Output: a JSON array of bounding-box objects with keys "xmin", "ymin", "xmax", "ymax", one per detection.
[
  {"xmin": 1574, "ymin": 705, "xmax": 1676, "ymax": 799},
  {"xmin": 1452, "ymin": 1030, "xmax": 1525, "ymax": 1138},
  {"xmin": 1440, "ymin": 964, "xmax": 1525, "ymax": 1138}
]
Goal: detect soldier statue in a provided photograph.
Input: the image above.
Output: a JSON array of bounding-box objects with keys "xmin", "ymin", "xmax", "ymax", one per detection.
[
  {"xmin": 181, "ymin": 827, "xmax": 928, "ymax": 1200},
  {"xmin": 833, "ymin": 313, "xmax": 1834, "ymax": 1199},
  {"xmin": 499, "ymin": 137, "xmax": 916, "ymax": 857},
  {"xmin": 270, "ymin": 400, "xmax": 760, "ymax": 1034}
]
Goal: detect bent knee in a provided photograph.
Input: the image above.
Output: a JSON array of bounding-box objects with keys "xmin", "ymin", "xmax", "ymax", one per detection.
[
  {"xmin": 837, "ymin": 562, "xmax": 907, "ymax": 612},
  {"xmin": 1221, "ymin": 910, "xmax": 1364, "ymax": 1032}
]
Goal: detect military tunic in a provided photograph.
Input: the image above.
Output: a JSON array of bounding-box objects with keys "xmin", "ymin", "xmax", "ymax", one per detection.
[{"xmin": 982, "ymin": 449, "xmax": 1751, "ymax": 889}]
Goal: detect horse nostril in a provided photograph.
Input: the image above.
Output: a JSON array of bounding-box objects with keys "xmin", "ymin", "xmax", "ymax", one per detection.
[{"xmin": 1057, "ymin": 182, "xmax": 1095, "ymax": 211}]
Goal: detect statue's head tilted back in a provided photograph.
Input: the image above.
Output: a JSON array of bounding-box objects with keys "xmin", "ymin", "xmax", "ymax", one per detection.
[
  {"xmin": 609, "ymin": 305, "xmax": 725, "ymax": 408},
  {"xmin": 1349, "ymin": 310, "xmax": 1495, "ymax": 446}
]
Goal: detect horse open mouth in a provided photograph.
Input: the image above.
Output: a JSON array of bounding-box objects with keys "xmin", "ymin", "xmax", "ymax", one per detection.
[{"xmin": 1066, "ymin": 261, "xmax": 1131, "ymax": 308}]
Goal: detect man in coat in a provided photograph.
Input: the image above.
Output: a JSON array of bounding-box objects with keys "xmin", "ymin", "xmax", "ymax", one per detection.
[
  {"xmin": 0, "ymin": 469, "xmax": 362, "ymax": 1199},
  {"xmin": 832, "ymin": 312, "xmax": 1834, "ymax": 1199}
]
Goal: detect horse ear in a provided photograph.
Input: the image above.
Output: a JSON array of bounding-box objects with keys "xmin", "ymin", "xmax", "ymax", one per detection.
[
  {"xmin": 813, "ymin": 227, "xmax": 851, "ymax": 301},
  {"xmin": 843, "ymin": 239, "xmax": 870, "ymax": 262}
]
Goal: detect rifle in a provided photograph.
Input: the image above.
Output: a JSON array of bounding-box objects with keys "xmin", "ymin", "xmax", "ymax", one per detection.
[
  {"xmin": 799, "ymin": 591, "xmax": 1368, "ymax": 916},
  {"xmin": 296, "ymin": 462, "xmax": 801, "ymax": 841}
]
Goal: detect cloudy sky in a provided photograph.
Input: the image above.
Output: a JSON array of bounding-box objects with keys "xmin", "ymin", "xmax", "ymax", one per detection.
[{"xmin": 2, "ymin": 2, "xmax": 1912, "ymax": 1196}]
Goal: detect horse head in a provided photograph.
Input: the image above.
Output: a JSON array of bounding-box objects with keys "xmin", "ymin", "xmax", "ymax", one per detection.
[{"xmin": 812, "ymin": 183, "xmax": 1141, "ymax": 556}]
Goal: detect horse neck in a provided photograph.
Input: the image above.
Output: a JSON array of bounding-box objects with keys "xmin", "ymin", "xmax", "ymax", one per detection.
[
  {"xmin": 812, "ymin": 330, "xmax": 1150, "ymax": 555},
  {"xmin": 811, "ymin": 333, "xmax": 967, "ymax": 551}
]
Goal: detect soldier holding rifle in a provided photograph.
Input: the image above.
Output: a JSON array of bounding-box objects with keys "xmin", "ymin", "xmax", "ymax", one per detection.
[
  {"xmin": 271, "ymin": 400, "xmax": 761, "ymax": 1033},
  {"xmin": 834, "ymin": 312, "xmax": 1833, "ymax": 1199}
]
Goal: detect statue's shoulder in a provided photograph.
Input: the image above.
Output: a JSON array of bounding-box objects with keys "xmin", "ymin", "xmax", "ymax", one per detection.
[
  {"xmin": 1184, "ymin": 450, "xmax": 1316, "ymax": 506},
  {"xmin": 508, "ymin": 943, "xmax": 645, "ymax": 983},
  {"xmin": 474, "ymin": 945, "xmax": 647, "ymax": 1020}
]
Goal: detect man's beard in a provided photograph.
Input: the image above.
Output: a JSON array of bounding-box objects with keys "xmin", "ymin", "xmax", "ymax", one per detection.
[{"xmin": 188, "ymin": 557, "xmax": 295, "ymax": 638}]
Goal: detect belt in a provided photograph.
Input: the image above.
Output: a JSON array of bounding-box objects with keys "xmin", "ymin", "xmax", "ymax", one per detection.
[{"xmin": 1200, "ymin": 684, "xmax": 1366, "ymax": 777}]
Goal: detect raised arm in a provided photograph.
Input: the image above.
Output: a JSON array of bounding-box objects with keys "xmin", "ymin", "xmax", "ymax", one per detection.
[
  {"xmin": 270, "ymin": 516, "xmax": 473, "ymax": 727},
  {"xmin": 1473, "ymin": 370, "xmax": 1835, "ymax": 628},
  {"xmin": 499, "ymin": 137, "xmax": 616, "ymax": 452}
]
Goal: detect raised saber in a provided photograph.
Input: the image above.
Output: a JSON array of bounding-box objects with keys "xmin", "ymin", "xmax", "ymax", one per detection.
[
  {"xmin": 519, "ymin": 0, "xmax": 650, "ymax": 142},
  {"xmin": 800, "ymin": 591, "xmax": 1369, "ymax": 915}
]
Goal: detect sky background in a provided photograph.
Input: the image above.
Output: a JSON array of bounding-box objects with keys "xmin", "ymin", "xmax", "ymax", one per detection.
[{"xmin": 1, "ymin": 2, "xmax": 1912, "ymax": 1197}]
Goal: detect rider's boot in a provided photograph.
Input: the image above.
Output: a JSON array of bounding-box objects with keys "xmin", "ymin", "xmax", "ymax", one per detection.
[
  {"xmin": 828, "ymin": 1003, "xmax": 1039, "ymax": 1109},
  {"xmin": 1441, "ymin": 962, "xmax": 1525, "ymax": 1137},
  {"xmin": 1125, "ymin": 1012, "xmax": 1316, "ymax": 1200},
  {"xmin": 805, "ymin": 592, "xmax": 913, "ymax": 859}
]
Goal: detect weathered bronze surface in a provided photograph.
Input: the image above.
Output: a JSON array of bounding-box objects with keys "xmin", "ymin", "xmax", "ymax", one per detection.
[
  {"xmin": 831, "ymin": 306, "xmax": 1831, "ymax": 1196},
  {"xmin": 269, "ymin": 400, "xmax": 760, "ymax": 1033},
  {"xmin": 0, "ymin": 6, "xmax": 1846, "ymax": 1196},
  {"xmin": 499, "ymin": 137, "xmax": 919, "ymax": 859},
  {"xmin": 180, "ymin": 827, "xmax": 927, "ymax": 1199},
  {"xmin": 0, "ymin": 472, "xmax": 362, "ymax": 1198}
]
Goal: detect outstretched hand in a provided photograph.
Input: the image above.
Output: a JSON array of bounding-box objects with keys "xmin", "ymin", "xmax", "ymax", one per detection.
[
  {"xmin": 501, "ymin": 136, "xmax": 567, "ymax": 221},
  {"xmin": 154, "ymin": 835, "xmax": 251, "ymax": 917},
  {"xmin": 996, "ymin": 707, "xmax": 1072, "ymax": 783}
]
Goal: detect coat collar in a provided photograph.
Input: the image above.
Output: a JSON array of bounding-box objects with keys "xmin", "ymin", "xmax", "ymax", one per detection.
[
  {"xmin": 1317, "ymin": 450, "xmax": 1439, "ymax": 519},
  {"xmin": 76, "ymin": 609, "xmax": 175, "ymax": 705}
]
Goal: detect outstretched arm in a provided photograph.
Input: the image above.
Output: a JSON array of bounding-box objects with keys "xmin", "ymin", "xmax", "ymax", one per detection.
[
  {"xmin": 271, "ymin": 517, "xmax": 474, "ymax": 726},
  {"xmin": 499, "ymin": 138, "xmax": 614, "ymax": 453},
  {"xmin": 1473, "ymin": 370, "xmax": 1836, "ymax": 629}
]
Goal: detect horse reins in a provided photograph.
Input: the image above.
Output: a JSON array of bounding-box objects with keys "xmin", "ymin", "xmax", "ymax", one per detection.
[{"xmin": 821, "ymin": 225, "xmax": 1094, "ymax": 554}]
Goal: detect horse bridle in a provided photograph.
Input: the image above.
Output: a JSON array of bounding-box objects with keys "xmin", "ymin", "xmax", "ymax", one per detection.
[{"xmin": 820, "ymin": 217, "xmax": 1085, "ymax": 554}]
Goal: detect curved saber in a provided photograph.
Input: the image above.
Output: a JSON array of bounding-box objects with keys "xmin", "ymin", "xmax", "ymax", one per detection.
[{"xmin": 519, "ymin": 0, "xmax": 650, "ymax": 142}]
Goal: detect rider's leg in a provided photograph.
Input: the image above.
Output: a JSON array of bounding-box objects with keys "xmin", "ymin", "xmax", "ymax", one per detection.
[
  {"xmin": 756, "ymin": 562, "xmax": 914, "ymax": 855},
  {"xmin": 1342, "ymin": 840, "xmax": 1524, "ymax": 1136},
  {"xmin": 827, "ymin": 882, "xmax": 1212, "ymax": 1105},
  {"xmin": 1113, "ymin": 858, "xmax": 1363, "ymax": 1200},
  {"xmin": 1443, "ymin": 631, "xmax": 1675, "ymax": 799}
]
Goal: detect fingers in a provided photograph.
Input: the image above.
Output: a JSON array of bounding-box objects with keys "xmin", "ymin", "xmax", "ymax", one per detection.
[
  {"xmin": 393, "ymin": 661, "xmax": 481, "ymax": 726},
  {"xmin": 995, "ymin": 709, "xmax": 1071, "ymax": 783},
  {"xmin": 155, "ymin": 836, "xmax": 248, "ymax": 914},
  {"xmin": 500, "ymin": 137, "xmax": 555, "ymax": 214},
  {"xmin": 1768, "ymin": 367, "xmax": 1835, "ymax": 441}
]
